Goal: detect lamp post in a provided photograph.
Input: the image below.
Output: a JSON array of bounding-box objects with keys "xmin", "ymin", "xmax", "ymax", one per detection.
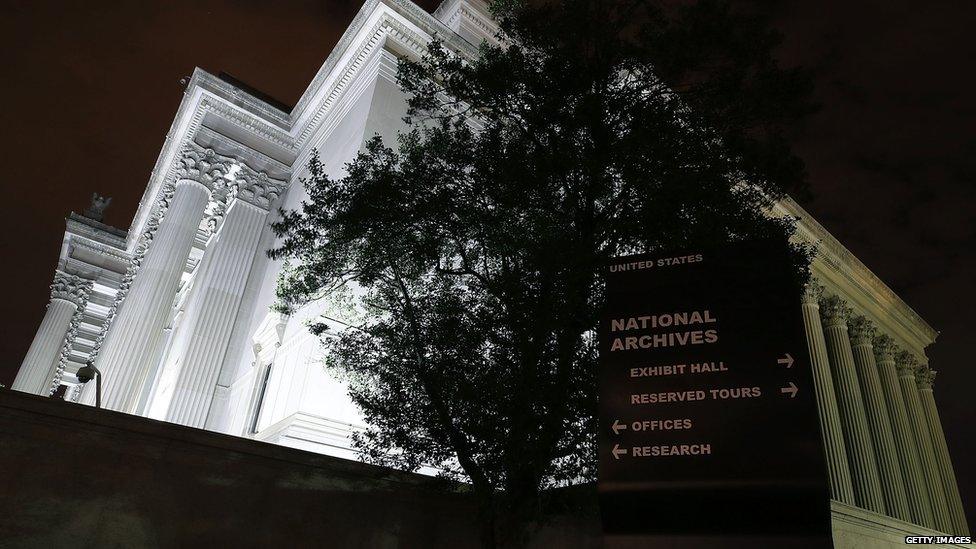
[{"xmin": 76, "ymin": 361, "xmax": 102, "ymax": 409}]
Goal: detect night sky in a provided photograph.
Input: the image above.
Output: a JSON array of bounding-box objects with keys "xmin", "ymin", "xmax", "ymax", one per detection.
[{"xmin": 1, "ymin": 0, "xmax": 972, "ymax": 526}]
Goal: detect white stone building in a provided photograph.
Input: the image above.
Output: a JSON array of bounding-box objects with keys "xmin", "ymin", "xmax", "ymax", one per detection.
[{"xmin": 10, "ymin": 0, "xmax": 968, "ymax": 545}]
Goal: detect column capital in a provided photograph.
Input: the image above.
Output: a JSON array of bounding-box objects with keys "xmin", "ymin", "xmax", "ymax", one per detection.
[
  {"xmin": 50, "ymin": 271, "xmax": 93, "ymax": 308},
  {"xmin": 801, "ymin": 281, "xmax": 825, "ymax": 305},
  {"xmin": 819, "ymin": 294, "xmax": 851, "ymax": 327},
  {"xmin": 916, "ymin": 367, "xmax": 937, "ymax": 390},
  {"xmin": 229, "ymin": 171, "xmax": 286, "ymax": 211},
  {"xmin": 895, "ymin": 350, "xmax": 920, "ymax": 378},
  {"xmin": 176, "ymin": 142, "xmax": 286, "ymax": 210},
  {"xmin": 176, "ymin": 143, "xmax": 235, "ymax": 190},
  {"xmin": 847, "ymin": 315, "xmax": 877, "ymax": 346},
  {"xmin": 872, "ymin": 333, "xmax": 898, "ymax": 360}
]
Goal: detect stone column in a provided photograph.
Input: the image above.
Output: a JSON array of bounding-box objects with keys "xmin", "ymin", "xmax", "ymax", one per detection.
[
  {"xmin": 82, "ymin": 179, "xmax": 210, "ymax": 412},
  {"xmin": 874, "ymin": 335, "xmax": 934, "ymax": 528},
  {"xmin": 897, "ymin": 351, "xmax": 953, "ymax": 533},
  {"xmin": 164, "ymin": 195, "xmax": 270, "ymax": 428},
  {"xmin": 820, "ymin": 295, "xmax": 885, "ymax": 513},
  {"xmin": 847, "ymin": 316, "xmax": 910, "ymax": 521},
  {"xmin": 800, "ymin": 283, "xmax": 855, "ymax": 504},
  {"xmin": 13, "ymin": 272, "xmax": 91, "ymax": 395},
  {"xmin": 917, "ymin": 368, "xmax": 969, "ymax": 535}
]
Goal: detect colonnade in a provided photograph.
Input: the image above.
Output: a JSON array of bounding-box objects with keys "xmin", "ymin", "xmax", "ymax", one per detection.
[
  {"xmin": 802, "ymin": 282, "xmax": 967, "ymax": 534},
  {"xmin": 73, "ymin": 143, "xmax": 285, "ymax": 428}
]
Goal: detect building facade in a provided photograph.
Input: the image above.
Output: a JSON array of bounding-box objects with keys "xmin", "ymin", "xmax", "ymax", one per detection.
[{"xmin": 10, "ymin": 0, "xmax": 967, "ymax": 544}]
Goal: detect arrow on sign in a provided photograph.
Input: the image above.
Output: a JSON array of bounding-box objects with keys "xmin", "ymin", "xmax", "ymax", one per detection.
[
  {"xmin": 612, "ymin": 444, "xmax": 628, "ymax": 460},
  {"xmin": 780, "ymin": 381, "xmax": 798, "ymax": 398},
  {"xmin": 777, "ymin": 353, "xmax": 794, "ymax": 368},
  {"xmin": 611, "ymin": 420, "xmax": 627, "ymax": 435}
]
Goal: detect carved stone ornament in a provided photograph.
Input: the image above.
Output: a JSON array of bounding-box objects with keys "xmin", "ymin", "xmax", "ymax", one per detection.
[
  {"xmin": 916, "ymin": 367, "xmax": 937, "ymax": 390},
  {"xmin": 894, "ymin": 350, "xmax": 919, "ymax": 378},
  {"xmin": 801, "ymin": 281, "xmax": 824, "ymax": 305},
  {"xmin": 230, "ymin": 169, "xmax": 286, "ymax": 210},
  {"xmin": 204, "ymin": 194, "xmax": 228, "ymax": 235},
  {"xmin": 847, "ymin": 315, "xmax": 877, "ymax": 346},
  {"xmin": 177, "ymin": 142, "xmax": 286, "ymax": 211},
  {"xmin": 176, "ymin": 144, "xmax": 234, "ymax": 191},
  {"xmin": 872, "ymin": 333, "xmax": 898, "ymax": 361},
  {"xmin": 819, "ymin": 294, "xmax": 851, "ymax": 327},
  {"xmin": 83, "ymin": 193, "xmax": 112, "ymax": 222},
  {"xmin": 49, "ymin": 271, "xmax": 93, "ymax": 309},
  {"xmin": 47, "ymin": 272, "xmax": 93, "ymax": 396}
]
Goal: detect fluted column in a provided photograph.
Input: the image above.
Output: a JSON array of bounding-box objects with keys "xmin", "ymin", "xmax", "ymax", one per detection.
[
  {"xmin": 13, "ymin": 272, "xmax": 91, "ymax": 395},
  {"xmin": 847, "ymin": 316, "xmax": 910, "ymax": 521},
  {"xmin": 897, "ymin": 352, "xmax": 953, "ymax": 532},
  {"xmin": 917, "ymin": 368, "xmax": 969, "ymax": 534},
  {"xmin": 874, "ymin": 335, "xmax": 934, "ymax": 528},
  {"xmin": 82, "ymin": 179, "xmax": 210, "ymax": 412},
  {"xmin": 820, "ymin": 295, "xmax": 885, "ymax": 513},
  {"xmin": 164, "ymin": 197, "xmax": 269, "ymax": 428},
  {"xmin": 800, "ymin": 283, "xmax": 855, "ymax": 504}
]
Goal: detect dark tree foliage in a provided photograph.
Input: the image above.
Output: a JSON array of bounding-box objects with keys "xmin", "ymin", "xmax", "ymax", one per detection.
[{"xmin": 269, "ymin": 0, "xmax": 813, "ymax": 546}]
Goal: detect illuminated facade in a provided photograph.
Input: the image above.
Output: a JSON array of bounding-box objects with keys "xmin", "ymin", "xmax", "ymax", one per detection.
[{"xmin": 11, "ymin": 0, "xmax": 966, "ymax": 544}]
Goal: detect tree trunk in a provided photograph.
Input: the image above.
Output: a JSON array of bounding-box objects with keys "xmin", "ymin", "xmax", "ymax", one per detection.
[{"xmin": 490, "ymin": 485, "xmax": 542, "ymax": 549}]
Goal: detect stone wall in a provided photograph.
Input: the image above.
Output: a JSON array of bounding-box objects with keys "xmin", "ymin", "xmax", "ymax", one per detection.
[
  {"xmin": 2, "ymin": 390, "xmax": 958, "ymax": 548},
  {"xmin": 0, "ymin": 391, "xmax": 481, "ymax": 548}
]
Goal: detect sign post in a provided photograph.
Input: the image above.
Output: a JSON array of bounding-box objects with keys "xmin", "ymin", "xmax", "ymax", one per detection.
[{"xmin": 599, "ymin": 240, "xmax": 832, "ymax": 542}]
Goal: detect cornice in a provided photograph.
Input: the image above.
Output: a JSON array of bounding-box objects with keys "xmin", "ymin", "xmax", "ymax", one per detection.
[
  {"xmin": 200, "ymin": 95, "xmax": 294, "ymax": 150},
  {"xmin": 291, "ymin": 0, "xmax": 478, "ymax": 125},
  {"xmin": 295, "ymin": 17, "xmax": 391, "ymax": 145},
  {"xmin": 190, "ymin": 69, "xmax": 291, "ymax": 129},
  {"xmin": 293, "ymin": 5, "xmax": 439, "ymax": 147},
  {"xmin": 775, "ymin": 197, "xmax": 938, "ymax": 351},
  {"xmin": 66, "ymin": 215, "xmax": 128, "ymax": 250},
  {"xmin": 459, "ymin": 6, "xmax": 500, "ymax": 43},
  {"xmin": 438, "ymin": 0, "xmax": 500, "ymax": 47},
  {"xmin": 291, "ymin": 44, "xmax": 398, "ymax": 179},
  {"xmin": 67, "ymin": 237, "xmax": 132, "ymax": 264}
]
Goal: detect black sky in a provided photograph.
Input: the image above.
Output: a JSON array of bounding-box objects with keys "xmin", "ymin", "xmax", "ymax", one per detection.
[{"xmin": 1, "ymin": 0, "xmax": 972, "ymax": 526}]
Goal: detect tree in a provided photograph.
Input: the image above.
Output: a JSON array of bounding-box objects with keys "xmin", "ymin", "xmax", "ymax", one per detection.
[{"xmin": 269, "ymin": 0, "xmax": 813, "ymax": 546}]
